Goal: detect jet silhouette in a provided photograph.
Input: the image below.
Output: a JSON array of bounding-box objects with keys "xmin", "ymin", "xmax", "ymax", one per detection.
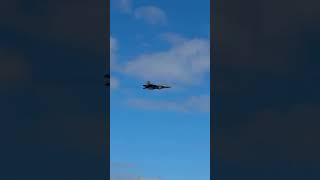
[{"xmin": 143, "ymin": 81, "xmax": 171, "ymax": 90}]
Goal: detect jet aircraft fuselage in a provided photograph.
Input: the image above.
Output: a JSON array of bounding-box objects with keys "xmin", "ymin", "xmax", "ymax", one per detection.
[{"xmin": 143, "ymin": 81, "xmax": 171, "ymax": 90}]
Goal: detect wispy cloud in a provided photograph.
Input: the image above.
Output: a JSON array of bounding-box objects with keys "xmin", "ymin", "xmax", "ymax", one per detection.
[
  {"xmin": 120, "ymin": 35, "xmax": 210, "ymax": 86},
  {"xmin": 134, "ymin": 6, "xmax": 167, "ymax": 25},
  {"xmin": 110, "ymin": 76, "xmax": 120, "ymax": 89},
  {"xmin": 110, "ymin": 36, "xmax": 118, "ymax": 66},
  {"xmin": 160, "ymin": 32, "xmax": 188, "ymax": 45},
  {"xmin": 111, "ymin": 162, "xmax": 162, "ymax": 180},
  {"xmin": 126, "ymin": 95, "xmax": 210, "ymax": 113},
  {"xmin": 110, "ymin": 36, "xmax": 121, "ymax": 89},
  {"xmin": 138, "ymin": 177, "xmax": 162, "ymax": 180},
  {"xmin": 114, "ymin": 0, "xmax": 133, "ymax": 13},
  {"xmin": 111, "ymin": 162, "xmax": 136, "ymax": 169},
  {"xmin": 111, "ymin": 174, "xmax": 162, "ymax": 180}
]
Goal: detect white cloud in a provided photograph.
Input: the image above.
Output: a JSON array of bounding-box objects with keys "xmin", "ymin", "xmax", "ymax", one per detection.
[
  {"xmin": 110, "ymin": 36, "xmax": 120, "ymax": 90},
  {"xmin": 126, "ymin": 95, "xmax": 210, "ymax": 113},
  {"xmin": 111, "ymin": 162, "xmax": 136, "ymax": 169},
  {"xmin": 114, "ymin": 0, "xmax": 132, "ymax": 13},
  {"xmin": 111, "ymin": 173, "xmax": 139, "ymax": 180},
  {"xmin": 110, "ymin": 36, "xmax": 117, "ymax": 58},
  {"xmin": 111, "ymin": 174, "xmax": 162, "ymax": 180},
  {"xmin": 110, "ymin": 36, "xmax": 118, "ymax": 68},
  {"xmin": 120, "ymin": 36, "xmax": 210, "ymax": 86},
  {"xmin": 160, "ymin": 32, "xmax": 188, "ymax": 45},
  {"xmin": 134, "ymin": 6, "xmax": 167, "ymax": 25},
  {"xmin": 138, "ymin": 177, "xmax": 162, "ymax": 180},
  {"xmin": 111, "ymin": 162, "xmax": 162, "ymax": 180},
  {"xmin": 110, "ymin": 76, "xmax": 120, "ymax": 89}
]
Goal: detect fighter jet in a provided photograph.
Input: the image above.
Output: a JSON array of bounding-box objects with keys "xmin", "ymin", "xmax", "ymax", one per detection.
[{"xmin": 143, "ymin": 81, "xmax": 171, "ymax": 90}]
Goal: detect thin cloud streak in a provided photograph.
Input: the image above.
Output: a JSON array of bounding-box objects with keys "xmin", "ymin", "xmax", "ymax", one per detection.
[
  {"xmin": 126, "ymin": 95, "xmax": 210, "ymax": 113},
  {"xmin": 111, "ymin": 162, "xmax": 162, "ymax": 180},
  {"xmin": 110, "ymin": 76, "xmax": 120, "ymax": 89},
  {"xmin": 110, "ymin": 36, "xmax": 118, "ymax": 67},
  {"xmin": 111, "ymin": 173, "xmax": 162, "ymax": 180},
  {"xmin": 120, "ymin": 36, "xmax": 210, "ymax": 86},
  {"xmin": 114, "ymin": 0, "xmax": 133, "ymax": 13},
  {"xmin": 134, "ymin": 6, "xmax": 167, "ymax": 25}
]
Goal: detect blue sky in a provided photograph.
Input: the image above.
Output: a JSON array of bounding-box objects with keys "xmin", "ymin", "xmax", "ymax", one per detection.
[{"xmin": 110, "ymin": 0, "xmax": 210, "ymax": 179}]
